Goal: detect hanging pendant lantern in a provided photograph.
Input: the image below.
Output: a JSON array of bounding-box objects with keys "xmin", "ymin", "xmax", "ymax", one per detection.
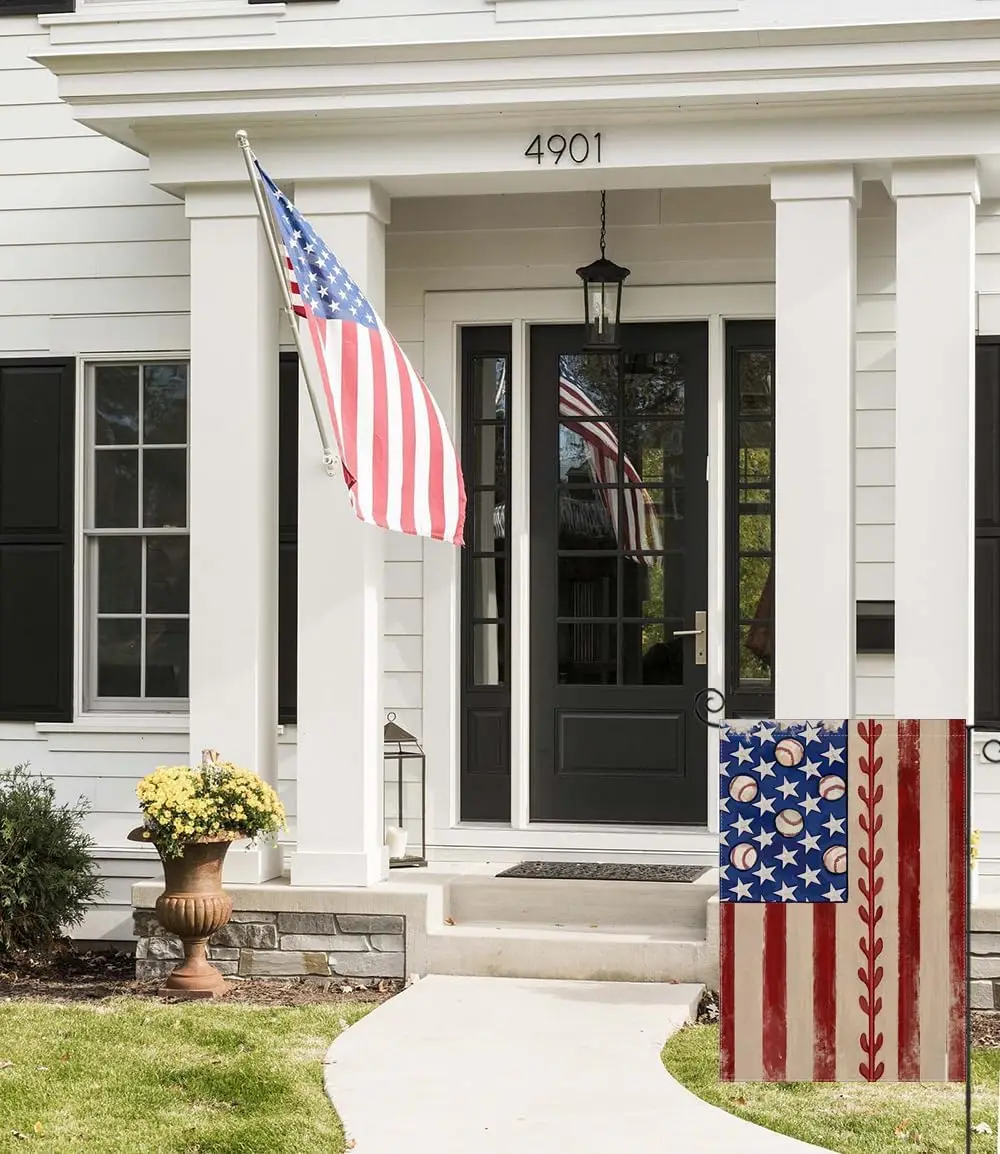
[{"xmin": 575, "ymin": 190, "xmax": 631, "ymax": 350}]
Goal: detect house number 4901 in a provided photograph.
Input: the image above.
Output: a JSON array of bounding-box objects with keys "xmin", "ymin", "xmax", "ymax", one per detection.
[{"xmin": 524, "ymin": 132, "xmax": 603, "ymax": 166}]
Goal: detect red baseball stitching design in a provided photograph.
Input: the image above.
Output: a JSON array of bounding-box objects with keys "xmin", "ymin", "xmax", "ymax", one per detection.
[{"xmin": 857, "ymin": 719, "xmax": 885, "ymax": 1082}]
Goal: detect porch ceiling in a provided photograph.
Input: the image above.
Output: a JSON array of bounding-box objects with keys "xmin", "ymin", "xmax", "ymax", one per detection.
[{"xmin": 30, "ymin": 7, "xmax": 1000, "ymax": 197}]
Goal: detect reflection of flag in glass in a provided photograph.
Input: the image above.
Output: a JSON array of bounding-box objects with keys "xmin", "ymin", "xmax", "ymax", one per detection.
[
  {"xmin": 558, "ymin": 373, "xmax": 662, "ymax": 558},
  {"xmin": 719, "ymin": 719, "xmax": 967, "ymax": 1083}
]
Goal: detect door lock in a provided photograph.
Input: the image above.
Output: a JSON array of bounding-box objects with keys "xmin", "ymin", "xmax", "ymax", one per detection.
[{"xmin": 673, "ymin": 611, "xmax": 707, "ymax": 665}]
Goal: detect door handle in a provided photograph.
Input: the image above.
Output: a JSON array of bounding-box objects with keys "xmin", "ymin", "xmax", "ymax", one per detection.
[{"xmin": 673, "ymin": 611, "xmax": 707, "ymax": 666}]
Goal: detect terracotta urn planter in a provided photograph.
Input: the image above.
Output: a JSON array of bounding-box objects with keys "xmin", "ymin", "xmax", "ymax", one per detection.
[{"xmin": 129, "ymin": 828, "xmax": 234, "ymax": 998}]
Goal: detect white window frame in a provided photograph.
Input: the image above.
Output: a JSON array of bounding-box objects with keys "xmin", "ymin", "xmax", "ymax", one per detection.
[{"xmin": 82, "ymin": 356, "xmax": 191, "ymax": 714}]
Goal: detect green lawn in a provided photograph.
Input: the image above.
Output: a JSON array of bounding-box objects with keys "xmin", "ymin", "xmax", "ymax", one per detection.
[
  {"xmin": 664, "ymin": 1024, "xmax": 998, "ymax": 1153},
  {"xmin": 0, "ymin": 999, "xmax": 373, "ymax": 1154}
]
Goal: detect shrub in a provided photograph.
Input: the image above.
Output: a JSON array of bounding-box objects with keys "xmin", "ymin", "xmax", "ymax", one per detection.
[{"xmin": 0, "ymin": 765, "xmax": 105, "ymax": 954}]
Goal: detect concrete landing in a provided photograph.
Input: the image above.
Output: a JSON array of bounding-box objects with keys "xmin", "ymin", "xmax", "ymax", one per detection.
[{"xmin": 323, "ymin": 975, "xmax": 833, "ymax": 1153}]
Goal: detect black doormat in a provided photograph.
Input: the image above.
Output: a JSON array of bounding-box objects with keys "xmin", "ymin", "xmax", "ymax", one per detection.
[{"xmin": 495, "ymin": 861, "xmax": 709, "ymax": 883}]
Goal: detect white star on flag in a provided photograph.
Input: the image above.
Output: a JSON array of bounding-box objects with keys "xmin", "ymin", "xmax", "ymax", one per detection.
[
  {"xmin": 776, "ymin": 778, "xmax": 799, "ymax": 799},
  {"xmin": 798, "ymin": 866, "xmax": 821, "ymax": 886},
  {"xmin": 776, "ymin": 882, "xmax": 798, "ymax": 902}
]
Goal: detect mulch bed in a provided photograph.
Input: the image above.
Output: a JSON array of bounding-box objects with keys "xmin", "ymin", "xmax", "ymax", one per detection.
[{"xmin": 0, "ymin": 944, "xmax": 402, "ymax": 1007}]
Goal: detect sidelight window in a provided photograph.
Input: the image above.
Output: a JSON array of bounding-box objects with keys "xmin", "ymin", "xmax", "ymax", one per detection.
[{"xmin": 726, "ymin": 322, "xmax": 776, "ymax": 716}]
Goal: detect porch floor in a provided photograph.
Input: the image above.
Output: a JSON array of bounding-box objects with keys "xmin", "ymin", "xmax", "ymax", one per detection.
[{"xmin": 324, "ymin": 974, "xmax": 830, "ymax": 1153}]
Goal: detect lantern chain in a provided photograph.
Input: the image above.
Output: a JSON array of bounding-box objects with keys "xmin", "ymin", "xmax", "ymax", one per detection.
[{"xmin": 600, "ymin": 190, "xmax": 607, "ymax": 260}]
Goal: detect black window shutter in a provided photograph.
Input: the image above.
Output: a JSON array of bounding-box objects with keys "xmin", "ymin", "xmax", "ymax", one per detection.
[
  {"xmin": 976, "ymin": 340, "xmax": 1000, "ymax": 726},
  {"xmin": 278, "ymin": 353, "xmax": 299, "ymax": 724},
  {"xmin": 0, "ymin": 360, "xmax": 74, "ymax": 721}
]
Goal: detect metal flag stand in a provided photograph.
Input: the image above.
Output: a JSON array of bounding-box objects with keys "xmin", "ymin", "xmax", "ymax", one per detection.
[
  {"xmin": 234, "ymin": 129, "xmax": 339, "ymax": 479},
  {"xmin": 695, "ymin": 690, "xmax": 979, "ymax": 1153}
]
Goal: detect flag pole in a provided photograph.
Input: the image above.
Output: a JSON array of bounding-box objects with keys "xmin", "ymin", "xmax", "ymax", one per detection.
[{"xmin": 235, "ymin": 129, "xmax": 338, "ymax": 478}]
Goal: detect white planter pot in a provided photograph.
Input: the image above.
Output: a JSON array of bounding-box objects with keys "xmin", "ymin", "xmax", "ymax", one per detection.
[{"xmin": 386, "ymin": 826, "xmax": 408, "ymax": 860}]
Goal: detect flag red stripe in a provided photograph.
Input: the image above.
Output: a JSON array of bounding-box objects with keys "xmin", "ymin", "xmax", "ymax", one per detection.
[
  {"xmin": 897, "ymin": 719, "xmax": 922, "ymax": 1080},
  {"xmin": 419, "ymin": 350, "xmax": 447, "ymax": 542},
  {"xmin": 813, "ymin": 902, "xmax": 837, "ymax": 1080},
  {"xmin": 762, "ymin": 903, "xmax": 787, "ymax": 1080},
  {"xmin": 947, "ymin": 718, "xmax": 967, "ymax": 1080},
  {"xmin": 339, "ymin": 323, "xmax": 360, "ymax": 484},
  {"xmin": 369, "ymin": 327, "xmax": 390, "ymax": 528},
  {"xmin": 719, "ymin": 901, "xmax": 735, "ymax": 1080},
  {"xmin": 392, "ymin": 341, "xmax": 417, "ymax": 537}
]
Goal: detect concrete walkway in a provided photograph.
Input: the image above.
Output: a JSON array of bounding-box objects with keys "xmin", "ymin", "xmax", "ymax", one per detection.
[{"xmin": 324, "ymin": 975, "xmax": 833, "ymax": 1153}]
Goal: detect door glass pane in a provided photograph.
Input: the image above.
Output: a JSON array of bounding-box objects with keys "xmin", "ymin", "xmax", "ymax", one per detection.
[
  {"xmin": 95, "ymin": 365, "xmax": 139, "ymax": 445},
  {"xmin": 143, "ymin": 364, "xmax": 188, "ymax": 445},
  {"xmin": 472, "ymin": 623, "xmax": 505, "ymax": 686},
  {"xmin": 623, "ymin": 351, "xmax": 684, "ymax": 417},
  {"xmin": 622, "ymin": 621, "xmax": 684, "ymax": 685},
  {"xmin": 739, "ymin": 555, "xmax": 771, "ymax": 624},
  {"xmin": 626, "ymin": 552, "xmax": 683, "ymax": 618},
  {"xmin": 474, "ymin": 424, "xmax": 507, "ymax": 492},
  {"xmin": 739, "ymin": 513, "xmax": 771, "ymax": 554},
  {"xmin": 557, "ymin": 622, "xmax": 616, "ymax": 685},
  {"xmin": 738, "ymin": 424, "xmax": 771, "ymax": 482},
  {"xmin": 472, "ymin": 556, "xmax": 505, "ymax": 619},
  {"xmin": 472, "ymin": 356, "xmax": 508, "ymax": 421},
  {"xmin": 558, "ymin": 558, "xmax": 617, "ymax": 618},
  {"xmin": 473, "ymin": 492, "xmax": 503, "ymax": 551},
  {"xmin": 623, "ymin": 421, "xmax": 684, "ymax": 484},
  {"xmin": 738, "ymin": 351, "xmax": 773, "ymax": 416},
  {"xmin": 559, "ymin": 420, "xmax": 619, "ymax": 484},
  {"xmin": 739, "ymin": 622, "xmax": 772, "ymax": 683},
  {"xmin": 558, "ymin": 490, "xmax": 617, "ymax": 550},
  {"xmin": 97, "ymin": 618, "xmax": 141, "ymax": 696},
  {"xmin": 94, "ymin": 449, "xmax": 138, "ymax": 528},
  {"xmin": 97, "ymin": 536, "xmax": 141, "ymax": 614},
  {"xmin": 558, "ymin": 353, "xmax": 618, "ymax": 418}
]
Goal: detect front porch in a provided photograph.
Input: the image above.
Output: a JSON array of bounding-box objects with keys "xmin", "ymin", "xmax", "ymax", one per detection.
[{"xmin": 27, "ymin": 2, "xmax": 1000, "ymax": 965}]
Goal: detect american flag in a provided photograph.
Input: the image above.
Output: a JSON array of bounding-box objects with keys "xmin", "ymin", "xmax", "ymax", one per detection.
[
  {"xmin": 558, "ymin": 371, "xmax": 662, "ymax": 556},
  {"xmin": 719, "ymin": 719, "xmax": 966, "ymax": 1082},
  {"xmin": 256, "ymin": 162, "xmax": 466, "ymax": 545}
]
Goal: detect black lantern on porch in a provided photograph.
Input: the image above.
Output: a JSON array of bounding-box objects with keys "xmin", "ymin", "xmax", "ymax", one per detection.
[
  {"xmin": 575, "ymin": 190, "xmax": 631, "ymax": 350},
  {"xmin": 383, "ymin": 713, "xmax": 426, "ymax": 868}
]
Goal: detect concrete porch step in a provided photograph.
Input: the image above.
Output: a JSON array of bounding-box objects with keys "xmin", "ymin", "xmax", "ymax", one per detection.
[
  {"xmin": 425, "ymin": 921, "xmax": 712, "ymax": 984},
  {"xmin": 444, "ymin": 874, "xmax": 715, "ymax": 934}
]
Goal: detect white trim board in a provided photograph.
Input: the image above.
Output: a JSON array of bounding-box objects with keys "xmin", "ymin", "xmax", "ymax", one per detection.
[{"xmin": 422, "ymin": 282, "xmax": 775, "ymax": 855}]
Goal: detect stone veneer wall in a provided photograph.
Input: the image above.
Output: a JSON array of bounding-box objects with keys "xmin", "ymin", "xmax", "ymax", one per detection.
[{"xmin": 133, "ymin": 909, "xmax": 406, "ymax": 983}]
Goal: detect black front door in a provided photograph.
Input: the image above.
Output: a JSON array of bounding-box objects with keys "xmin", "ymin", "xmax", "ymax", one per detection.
[{"xmin": 529, "ymin": 323, "xmax": 709, "ymax": 824}]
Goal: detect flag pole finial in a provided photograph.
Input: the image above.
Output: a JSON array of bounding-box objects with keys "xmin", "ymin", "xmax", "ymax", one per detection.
[{"xmin": 235, "ymin": 129, "xmax": 250, "ymax": 150}]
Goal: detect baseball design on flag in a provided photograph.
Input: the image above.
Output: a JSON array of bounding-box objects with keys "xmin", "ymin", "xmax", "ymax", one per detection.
[
  {"xmin": 730, "ymin": 843, "xmax": 758, "ymax": 871},
  {"xmin": 719, "ymin": 720, "xmax": 848, "ymax": 903},
  {"xmin": 719, "ymin": 719, "xmax": 967, "ymax": 1084},
  {"xmin": 774, "ymin": 737, "xmax": 805, "ymax": 767},
  {"xmin": 728, "ymin": 774, "xmax": 758, "ymax": 804}
]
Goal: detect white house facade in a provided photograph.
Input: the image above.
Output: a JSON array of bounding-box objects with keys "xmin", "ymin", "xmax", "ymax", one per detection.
[{"xmin": 1, "ymin": 0, "xmax": 1000, "ymax": 968}]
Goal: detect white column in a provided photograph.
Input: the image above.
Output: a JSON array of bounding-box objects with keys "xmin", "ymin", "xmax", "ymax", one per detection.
[
  {"xmin": 771, "ymin": 166, "xmax": 859, "ymax": 719},
  {"xmin": 187, "ymin": 185, "xmax": 281, "ymax": 884},
  {"xmin": 891, "ymin": 160, "xmax": 979, "ymax": 721},
  {"xmin": 289, "ymin": 180, "xmax": 390, "ymax": 888}
]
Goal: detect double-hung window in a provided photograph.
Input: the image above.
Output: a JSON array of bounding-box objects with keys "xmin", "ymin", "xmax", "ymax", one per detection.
[{"xmin": 85, "ymin": 361, "xmax": 190, "ymax": 710}]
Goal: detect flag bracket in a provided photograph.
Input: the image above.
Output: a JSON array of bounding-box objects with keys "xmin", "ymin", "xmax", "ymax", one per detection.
[{"xmin": 694, "ymin": 687, "xmax": 728, "ymax": 730}]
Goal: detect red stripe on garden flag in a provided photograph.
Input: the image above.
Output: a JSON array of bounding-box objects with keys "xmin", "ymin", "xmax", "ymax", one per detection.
[
  {"xmin": 762, "ymin": 903, "xmax": 787, "ymax": 1080},
  {"xmin": 813, "ymin": 902, "xmax": 838, "ymax": 1080},
  {"xmin": 947, "ymin": 718, "xmax": 968, "ymax": 1081},
  {"xmin": 719, "ymin": 901, "xmax": 735, "ymax": 1080},
  {"xmin": 896, "ymin": 719, "xmax": 922, "ymax": 1081}
]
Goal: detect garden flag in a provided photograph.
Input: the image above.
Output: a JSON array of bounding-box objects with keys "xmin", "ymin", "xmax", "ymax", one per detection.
[
  {"xmin": 719, "ymin": 719, "xmax": 967, "ymax": 1082},
  {"xmin": 255, "ymin": 162, "xmax": 467, "ymax": 546}
]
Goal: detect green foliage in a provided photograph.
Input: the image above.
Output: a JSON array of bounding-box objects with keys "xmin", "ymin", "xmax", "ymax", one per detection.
[{"xmin": 0, "ymin": 765, "xmax": 104, "ymax": 954}]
